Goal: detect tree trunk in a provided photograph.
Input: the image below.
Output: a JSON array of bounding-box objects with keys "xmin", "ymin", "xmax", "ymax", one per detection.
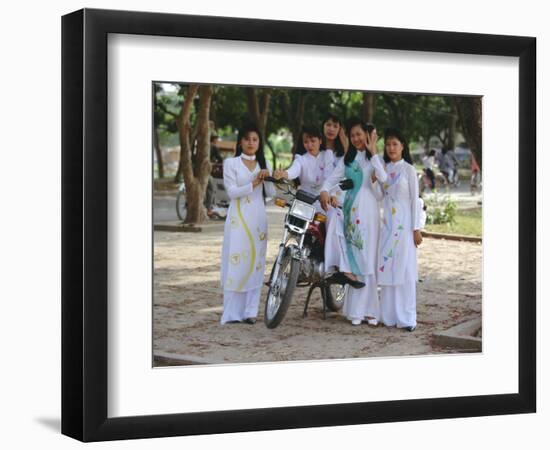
[
  {"xmin": 291, "ymin": 92, "xmax": 306, "ymax": 156},
  {"xmin": 455, "ymin": 97, "xmax": 482, "ymax": 169},
  {"xmin": 184, "ymin": 85, "xmax": 213, "ymax": 224},
  {"xmin": 266, "ymin": 139, "xmax": 277, "ymax": 169},
  {"xmin": 246, "ymin": 88, "xmax": 271, "ymax": 139},
  {"xmin": 154, "ymin": 126, "xmax": 164, "ymax": 179},
  {"xmin": 362, "ymin": 92, "xmax": 376, "ymax": 123},
  {"xmin": 174, "ymin": 85, "xmax": 199, "ymax": 183}
]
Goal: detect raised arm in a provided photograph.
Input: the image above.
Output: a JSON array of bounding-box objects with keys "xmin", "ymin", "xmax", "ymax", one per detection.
[
  {"xmin": 370, "ymin": 154, "xmax": 388, "ymax": 183},
  {"xmin": 223, "ymin": 159, "xmax": 253, "ymax": 200}
]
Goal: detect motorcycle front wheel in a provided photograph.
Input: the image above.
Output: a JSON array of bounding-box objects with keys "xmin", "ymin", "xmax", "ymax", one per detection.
[
  {"xmin": 325, "ymin": 283, "xmax": 347, "ymax": 311},
  {"xmin": 264, "ymin": 247, "xmax": 300, "ymax": 329}
]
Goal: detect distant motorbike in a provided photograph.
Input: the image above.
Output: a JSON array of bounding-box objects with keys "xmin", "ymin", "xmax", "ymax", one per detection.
[
  {"xmin": 470, "ymin": 170, "xmax": 482, "ymax": 195},
  {"xmin": 418, "ymin": 169, "xmax": 447, "ymax": 194},
  {"xmin": 263, "ymin": 177, "xmax": 354, "ymax": 329},
  {"xmin": 176, "ymin": 162, "xmax": 229, "ymax": 221}
]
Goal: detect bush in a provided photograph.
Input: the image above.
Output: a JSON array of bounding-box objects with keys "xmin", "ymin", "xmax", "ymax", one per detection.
[{"xmin": 425, "ymin": 191, "xmax": 457, "ymax": 225}]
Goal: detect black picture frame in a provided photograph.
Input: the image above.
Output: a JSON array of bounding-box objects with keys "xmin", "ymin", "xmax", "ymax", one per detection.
[{"xmin": 61, "ymin": 8, "xmax": 536, "ymax": 442}]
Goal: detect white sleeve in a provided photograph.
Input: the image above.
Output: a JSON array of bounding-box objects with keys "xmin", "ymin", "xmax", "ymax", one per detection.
[
  {"xmin": 372, "ymin": 178, "xmax": 384, "ymax": 201},
  {"xmin": 321, "ymin": 158, "xmax": 345, "ymax": 193},
  {"xmin": 370, "ymin": 154, "xmax": 388, "ymax": 182},
  {"xmin": 223, "ymin": 159, "xmax": 253, "ymax": 200},
  {"xmin": 324, "ymin": 150, "xmax": 335, "ymax": 179},
  {"xmin": 408, "ymin": 164, "xmax": 421, "ymax": 230},
  {"xmin": 263, "ymin": 161, "xmax": 276, "ymax": 199},
  {"xmin": 286, "ymin": 157, "xmax": 302, "ymax": 180}
]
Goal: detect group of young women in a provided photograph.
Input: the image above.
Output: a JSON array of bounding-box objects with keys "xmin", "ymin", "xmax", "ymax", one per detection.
[{"xmin": 219, "ymin": 114, "xmax": 422, "ymax": 330}]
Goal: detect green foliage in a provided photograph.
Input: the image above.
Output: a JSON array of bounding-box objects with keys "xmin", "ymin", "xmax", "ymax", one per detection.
[
  {"xmin": 153, "ymin": 82, "xmax": 476, "ymax": 175},
  {"xmin": 267, "ymin": 130, "xmax": 292, "ymax": 154},
  {"xmin": 425, "ymin": 208, "xmax": 482, "ymax": 237},
  {"xmin": 373, "ymin": 93, "xmax": 457, "ymax": 149},
  {"xmin": 425, "ymin": 191, "xmax": 458, "ymax": 225}
]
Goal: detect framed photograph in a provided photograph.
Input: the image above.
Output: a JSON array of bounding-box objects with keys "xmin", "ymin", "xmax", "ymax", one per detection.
[{"xmin": 61, "ymin": 8, "xmax": 536, "ymax": 442}]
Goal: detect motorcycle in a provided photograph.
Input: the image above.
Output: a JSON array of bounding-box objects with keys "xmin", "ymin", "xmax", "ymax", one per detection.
[
  {"xmin": 418, "ymin": 169, "xmax": 447, "ymax": 194},
  {"xmin": 263, "ymin": 176, "xmax": 354, "ymax": 329}
]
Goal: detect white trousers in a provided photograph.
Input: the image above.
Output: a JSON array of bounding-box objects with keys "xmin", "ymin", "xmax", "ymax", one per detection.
[
  {"xmin": 342, "ymin": 274, "xmax": 379, "ymax": 321},
  {"xmin": 220, "ymin": 287, "xmax": 262, "ymax": 324},
  {"xmin": 324, "ymin": 207, "xmax": 347, "ymax": 273},
  {"xmin": 380, "ymin": 278, "xmax": 417, "ymax": 328}
]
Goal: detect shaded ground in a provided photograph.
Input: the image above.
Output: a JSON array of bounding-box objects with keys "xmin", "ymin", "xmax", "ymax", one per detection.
[{"xmin": 153, "ymin": 206, "xmax": 482, "ymax": 365}]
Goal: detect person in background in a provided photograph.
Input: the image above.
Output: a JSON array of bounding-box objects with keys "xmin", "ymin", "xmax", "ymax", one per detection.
[
  {"xmin": 470, "ymin": 151, "xmax": 481, "ymax": 194},
  {"xmin": 205, "ymin": 134, "xmax": 225, "ymax": 218},
  {"xmin": 444, "ymin": 147, "xmax": 460, "ymax": 186},
  {"xmin": 422, "ymin": 149, "xmax": 436, "ymax": 190}
]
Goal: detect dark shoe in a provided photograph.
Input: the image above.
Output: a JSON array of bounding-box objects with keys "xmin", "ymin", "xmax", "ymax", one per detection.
[
  {"xmin": 325, "ymin": 272, "xmax": 346, "ymax": 285},
  {"xmin": 405, "ymin": 326, "xmax": 416, "ymax": 332},
  {"xmin": 225, "ymin": 320, "xmax": 241, "ymax": 324},
  {"xmin": 243, "ymin": 318, "xmax": 257, "ymax": 325},
  {"xmin": 342, "ymin": 274, "xmax": 365, "ymax": 289}
]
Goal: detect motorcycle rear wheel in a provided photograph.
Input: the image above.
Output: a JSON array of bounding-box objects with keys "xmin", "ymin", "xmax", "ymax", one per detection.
[
  {"xmin": 325, "ymin": 283, "xmax": 347, "ymax": 311},
  {"xmin": 264, "ymin": 247, "xmax": 300, "ymax": 329}
]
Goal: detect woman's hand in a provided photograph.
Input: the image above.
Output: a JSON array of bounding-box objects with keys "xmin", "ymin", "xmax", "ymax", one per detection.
[
  {"xmin": 366, "ymin": 129, "xmax": 378, "ymax": 156},
  {"xmin": 371, "ymin": 173, "xmax": 378, "ymax": 183},
  {"xmin": 320, "ymin": 191, "xmax": 330, "ymax": 211},
  {"xmin": 413, "ymin": 229, "xmax": 423, "ymax": 247},
  {"xmin": 273, "ymin": 169, "xmax": 287, "ymax": 180},
  {"xmin": 252, "ymin": 175, "xmax": 263, "ymax": 188},
  {"xmin": 252, "ymin": 169, "xmax": 270, "ymax": 188},
  {"xmin": 338, "ymin": 126, "xmax": 349, "ymax": 152},
  {"xmin": 330, "ymin": 196, "xmax": 339, "ymax": 208}
]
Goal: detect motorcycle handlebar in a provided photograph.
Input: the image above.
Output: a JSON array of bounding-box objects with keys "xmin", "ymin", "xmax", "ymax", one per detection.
[{"xmin": 264, "ymin": 176, "xmax": 290, "ymax": 184}]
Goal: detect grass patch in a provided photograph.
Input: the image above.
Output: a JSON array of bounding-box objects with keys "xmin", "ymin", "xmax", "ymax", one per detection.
[{"xmin": 425, "ymin": 207, "xmax": 482, "ymax": 237}]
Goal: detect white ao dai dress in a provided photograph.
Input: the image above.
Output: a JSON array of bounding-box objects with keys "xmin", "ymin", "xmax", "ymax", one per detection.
[
  {"xmin": 376, "ymin": 159, "xmax": 421, "ymax": 328},
  {"xmin": 220, "ymin": 156, "xmax": 275, "ymax": 324},
  {"xmin": 322, "ymin": 152, "xmax": 386, "ymax": 322}
]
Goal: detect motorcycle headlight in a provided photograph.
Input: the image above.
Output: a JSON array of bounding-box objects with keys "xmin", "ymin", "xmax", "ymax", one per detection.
[{"xmin": 290, "ymin": 200, "xmax": 315, "ymax": 222}]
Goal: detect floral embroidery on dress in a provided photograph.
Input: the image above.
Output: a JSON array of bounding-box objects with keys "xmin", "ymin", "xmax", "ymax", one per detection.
[
  {"xmin": 378, "ymin": 170, "xmax": 404, "ymax": 273},
  {"xmin": 345, "ymin": 213, "xmax": 364, "ymax": 250},
  {"xmin": 256, "ymin": 226, "xmax": 267, "ymax": 241}
]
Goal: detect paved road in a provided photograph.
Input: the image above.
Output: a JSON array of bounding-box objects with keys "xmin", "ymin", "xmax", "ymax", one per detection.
[{"xmin": 154, "ymin": 182, "xmax": 481, "ymax": 225}]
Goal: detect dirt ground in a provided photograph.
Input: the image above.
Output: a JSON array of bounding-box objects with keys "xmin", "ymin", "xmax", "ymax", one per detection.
[{"xmin": 153, "ymin": 207, "xmax": 482, "ymax": 365}]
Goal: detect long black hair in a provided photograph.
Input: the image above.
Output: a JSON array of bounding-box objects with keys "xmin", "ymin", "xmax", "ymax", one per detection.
[
  {"xmin": 235, "ymin": 123, "xmax": 267, "ymax": 170},
  {"xmin": 344, "ymin": 117, "xmax": 376, "ymax": 166},
  {"xmin": 321, "ymin": 113, "xmax": 346, "ymax": 158},
  {"xmin": 294, "ymin": 125, "xmax": 324, "ymax": 156},
  {"xmin": 383, "ymin": 128, "xmax": 413, "ymax": 165}
]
